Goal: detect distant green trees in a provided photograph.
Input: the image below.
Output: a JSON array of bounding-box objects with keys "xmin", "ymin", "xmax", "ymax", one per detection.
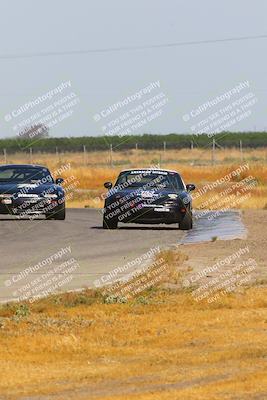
[{"xmin": 0, "ymin": 132, "xmax": 265, "ymax": 153}]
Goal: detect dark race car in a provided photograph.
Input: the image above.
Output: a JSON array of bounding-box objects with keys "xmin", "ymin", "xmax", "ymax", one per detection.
[
  {"xmin": 0, "ymin": 164, "xmax": 65, "ymax": 220},
  {"xmin": 103, "ymin": 168, "xmax": 195, "ymax": 230}
]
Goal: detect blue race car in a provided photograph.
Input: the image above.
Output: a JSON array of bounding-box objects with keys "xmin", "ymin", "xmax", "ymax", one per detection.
[
  {"xmin": 103, "ymin": 168, "xmax": 195, "ymax": 230},
  {"xmin": 0, "ymin": 164, "xmax": 65, "ymax": 219}
]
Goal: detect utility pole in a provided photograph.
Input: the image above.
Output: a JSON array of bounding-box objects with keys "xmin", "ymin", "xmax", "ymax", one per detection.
[
  {"xmin": 30, "ymin": 148, "xmax": 33, "ymax": 164},
  {"xmin": 3, "ymin": 149, "xmax": 7, "ymax": 164},
  {"xmin": 163, "ymin": 141, "xmax": 166, "ymax": 152}
]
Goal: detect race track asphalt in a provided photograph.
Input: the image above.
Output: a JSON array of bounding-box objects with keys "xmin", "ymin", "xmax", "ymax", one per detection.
[
  {"xmin": 0, "ymin": 208, "xmax": 185, "ymax": 302},
  {"xmin": 0, "ymin": 208, "xmax": 246, "ymax": 302}
]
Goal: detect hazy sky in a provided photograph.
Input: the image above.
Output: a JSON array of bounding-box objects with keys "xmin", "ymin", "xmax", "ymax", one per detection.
[{"xmin": 0, "ymin": 0, "xmax": 266, "ymax": 138}]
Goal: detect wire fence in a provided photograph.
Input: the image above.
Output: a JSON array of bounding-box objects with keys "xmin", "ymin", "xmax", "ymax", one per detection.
[{"xmin": 0, "ymin": 139, "xmax": 266, "ymax": 168}]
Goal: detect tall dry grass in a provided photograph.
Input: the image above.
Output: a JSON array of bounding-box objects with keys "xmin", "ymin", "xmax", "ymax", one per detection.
[
  {"xmin": 1, "ymin": 148, "xmax": 267, "ymax": 209},
  {"xmin": 1, "ymin": 285, "xmax": 267, "ymax": 399}
]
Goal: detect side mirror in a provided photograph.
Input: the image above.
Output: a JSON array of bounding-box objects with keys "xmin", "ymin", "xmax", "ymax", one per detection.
[
  {"xmin": 186, "ymin": 183, "xmax": 196, "ymax": 192},
  {"xmin": 56, "ymin": 178, "xmax": 64, "ymax": 185},
  {"xmin": 104, "ymin": 182, "xmax": 112, "ymax": 189}
]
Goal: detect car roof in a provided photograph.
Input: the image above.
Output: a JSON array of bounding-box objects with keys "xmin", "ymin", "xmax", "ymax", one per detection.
[
  {"xmin": 0, "ymin": 164, "xmax": 48, "ymax": 169},
  {"xmin": 120, "ymin": 168, "xmax": 179, "ymax": 174}
]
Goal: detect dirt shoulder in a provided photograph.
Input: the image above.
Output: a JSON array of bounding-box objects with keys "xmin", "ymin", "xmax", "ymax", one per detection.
[{"xmin": 179, "ymin": 210, "xmax": 267, "ymax": 293}]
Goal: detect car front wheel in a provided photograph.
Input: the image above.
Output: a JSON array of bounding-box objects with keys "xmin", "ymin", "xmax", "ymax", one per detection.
[
  {"xmin": 103, "ymin": 216, "xmax": 118, "ymax": 229},
  {"xmin": 179, "ymin": 211, "xmax": 193, "ymax": 230},
  {"xmin": 46, "ymin": 204, "xmax": 66, "ymax": 220}
]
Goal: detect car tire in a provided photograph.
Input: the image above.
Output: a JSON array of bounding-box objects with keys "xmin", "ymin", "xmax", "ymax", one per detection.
[
  {"xmin": 46, "ymin": 205, "xmax": 66, "ymax": 220},
  {"xmin": 54, "ymin": 206, "xmax": 66, "ymax": 220},
  {"xmin": 103, "ymin": 216, "xmax": 118, "ymax": 229},
  {"xmin": 179, "ymin": 211, "xmax": 193, "ymax": 230},
  {"xmin": 45, "ymin": 213, "xmax": 54, "ymax": 220}
]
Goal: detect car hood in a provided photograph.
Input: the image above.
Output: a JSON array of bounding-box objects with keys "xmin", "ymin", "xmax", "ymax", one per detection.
[{"xmin": 0, "ymin": 183, "xmax": 61, "ymax": 196}]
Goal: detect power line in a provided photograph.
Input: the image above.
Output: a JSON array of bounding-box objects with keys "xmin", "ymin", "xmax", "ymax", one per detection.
[{"xmin": 0, "ymin": 34, "xmax": 266, "ymax": 60}]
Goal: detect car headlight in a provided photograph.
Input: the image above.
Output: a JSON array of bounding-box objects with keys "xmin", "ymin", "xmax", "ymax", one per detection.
[
  {"xmin": 43, "ymin": 194, "xmax": 58, "ymax": 199},
  {"xmin": 168, "ymin": 194, "xmax": 178, "ymax": 199},
  {"xmin": 0, "ymin": 194, "xmax": 13, "ymax": 204}
]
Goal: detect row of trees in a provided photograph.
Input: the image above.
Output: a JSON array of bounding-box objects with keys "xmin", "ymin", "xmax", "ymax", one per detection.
[{"xmin": 0, "ymin": 132, "xmax": 266, "ymax": 153}]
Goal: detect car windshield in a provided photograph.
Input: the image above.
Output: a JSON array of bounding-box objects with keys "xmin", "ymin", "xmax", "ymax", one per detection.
[
  {"xmin": 0, "ymin": 167, "xmax": 53, "ymax": 184},
  {"xmin": 115, "ymin": 170, "xmax": 185, "ymax": 191}
]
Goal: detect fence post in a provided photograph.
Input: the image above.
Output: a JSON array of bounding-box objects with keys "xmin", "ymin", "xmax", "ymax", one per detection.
[
  {"xmin": 110, "ymin": 144, "xmax": 113, "ymax": 168},
  {"xmin": 83, "ymin": 145, "xmax": 87, "ymax": 166},
  {"xmin": 55, "ymin": 146, "xmax": 60, "ymax": 163},
  {"xmin": 212, "ymin": 139, "xmax": 215, "ymax": 165},
  {"xmin": 240, "ymin": 140, "xmax": 243, "ymax": 162}
]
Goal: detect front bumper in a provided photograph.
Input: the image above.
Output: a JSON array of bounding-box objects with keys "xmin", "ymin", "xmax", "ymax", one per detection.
[
  {"xmin": 0, "ymin": 197, "xmax": 63, "ymax": 216},
  {"xmin": 104, "ymin": 200, "xmax": 188, "ymax": 225},
  {"xmin": 123, "ymin": 204, "xmax": 185, "ymax": 224}
]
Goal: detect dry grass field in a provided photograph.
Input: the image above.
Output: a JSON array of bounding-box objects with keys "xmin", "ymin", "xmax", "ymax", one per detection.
[
  {"xmin": 1, "ymin": 147, "xmax": 267, "ymax": 209},
  {"xmin": 1, "ymin": 276, "xmax": 267, "ymax": 399},
  {"xmin": 1, "ymin": 148, "xmax": 267, "ymax": 399}
]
